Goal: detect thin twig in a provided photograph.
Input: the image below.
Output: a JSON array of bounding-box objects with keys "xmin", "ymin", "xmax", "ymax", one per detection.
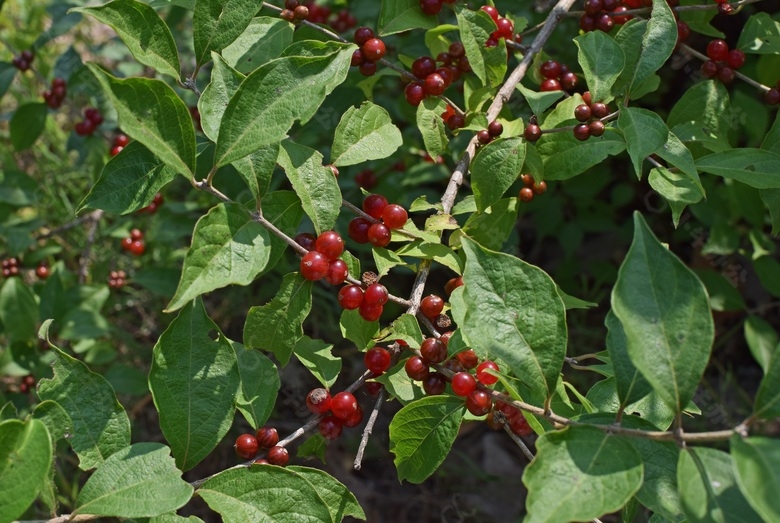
[
  {"xmin": 36, "ymin": 210, "xmax": 103, "ymax": 240},
  {"xmin": 78, "ymin": 211, "xmax": 103, "ymax": 284},
  {"xmin": 503, "ymin": 423, "xmax": 536, "ymax": 461},
  {"xmin": 354, "ymin": 387, "xmax": 386, "ymax": 470}
]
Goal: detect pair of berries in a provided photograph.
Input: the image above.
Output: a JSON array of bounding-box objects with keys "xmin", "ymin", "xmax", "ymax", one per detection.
[
  {"xmin": 108, "ymin": 270, "xmax": 127, "ymax": 289},
  {"xmin": 539, "ymin": 60, "xmax": 579, "ymax": 92},
  {"xmin": 348, "ymin": 194, "xmax": 408, "ymax": 248},
  {"xmin": 480, "ymin": 5, "xmax": 515, "ymax": 47},
  {"xmin": 519, "ymin": 174, "xmax": 547, "ymax": 203},
  {"xmin": 109, "ymin": 134, "xmax": 130, "ymax": 157},
  {"xmin": 305, "ymin": 2, "xmax": 356, "ymax": 33},
  {"xmin": 351, "ymin": 27, "xmax": 386, "ymax": 76},
  {"xmin": 121, "ymin": 228, "xmax": 146, "ymax": 256},
  {"xmin": 701, "ymin": 39, "xmax": 745, "ymax": 85},
  {"xmin": 298, "ymin": 230, "xmax": 348, "ymax": 283},
  {"xmin": 42, "ymin": 78, "xmax": 66, "ymax": 109},
  {"xmin": 572, "ymin": 92, "xmax": 608, "ymax": 141},
  {"xmin": 18, "ymin": 374, "xmax": 36, "ymax": 394},
  {"xmin": 279, "ymin": 0, "xmax": 309, "ymax": 23},
  {"xmin": 418, "ymin": 0, "xmax": 456, "ymax": 15},
  {"xmin": 1, "ymin": 258, "xmax": 19, "ymax": 277},
  {"xmin": 477, "ymin": 121, "xmax": 504, "ymax": 145},
  {"xmin": 138, "ymin": 192, "xmax": 164, "ymax": 214},
  {"xmin": 235, "ymin": 427, "xmax": 287, "ymax": 465},
  {"xmin": 442, "ymin": 104, "xmax": 465, "ymax": 130},
  {"xmin": 74, "ymin": 108, "xmax": 103, "ymax": 136},
  {"xmin": 306, "ymin": 388, "xmax": 364, "ymax": 440},
  {"xmin": 338, "ymin": 282, "xmax": 388, "ymax": 321},
  {"xmin": 12, "ymin": 50, "xmax": 34, "ymax": 71}
]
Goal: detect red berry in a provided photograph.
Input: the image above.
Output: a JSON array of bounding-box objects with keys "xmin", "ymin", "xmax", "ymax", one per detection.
[
  {"xmin": 726, "ymin": 49, "xmax": 745, "ymax": 69},
  {"xmin": 466, "ymin": 390, "xmax": 492, "ymax": 416},
  {"xmin": 487, "ymin": 121, "xmax": 503, "ymax": 137},
  {"xmin": 477, "ymin": 129, "xmax": 492, "ymax": 145},
  {"xmin": 128, "ymin": 239, "xmax": 145, "ymax": 256},
  {"xmin": 573, "ymin": 123, "xmax": 590, "ymax": 141},
  {"xmin": 420, "ymin": 337, "xmax": 447, "ymax": 364},
  {"xmin": 351, "ymin": 49, "xmax": 364, "ymax": 67},
  {"xmin": 319, "ymin": 415, "xmax": 343, "ymax": 439},
  {"xmin": 347, "ymin": 218, "xmax": 371, "ymax": 244},
  {"xmin": 480, "ymin": 5, "xmax": 499, "ymax": 22},
  {"xmin": 367, "ymin": 223, "xmax": 391, "ymax": 247},
  {"xmin": 420, "ymin": 294, "xmax": 444, "ymax": 319},
  {"xmin": 256, "ymin": 427, "xmax": 279, "ymax": 448},
  {"xmin": 533, "ymin": 180, "xmax": 548, "ymax": 195},
  {"xmin": 510, "ymin": 413, "xmax": 533, "ymax": 436},
  {"xmin": 359, "ymin": 301, "xmax": 383, "ymax": 321},
  {"xmin": 338, "ymin": 284, "xmax": 364, "ymax": 309},
  {"xmin": 476, "ymin": 360, "xmax": 500, "ymax": 385},
  {"xmin": 362, "ymin": 38, "xmax": 385, "ymax": 62},
  {"xmin": 701, "ymin": 60, "xmax": 719, "ymax": 78},
  {"xmin": 130, "ymin": 228, "xmax": 144, "ymax": 240},
  {"xmin": 325, "ymin": 259, "xmax": 349, "ymax": 285},
  {"xmin": 412, "ymin": 56, "xmax": 437, "ymax": 79},
  {"xmin": 365, "ymin": 346, "xmax": 392, "ymax": 374},
  {"xmin": 315, "ymin": 230, "xmax": 344, "ymax": 260},
  {"xmin": 423, "ymin": 73, "xmax": 446, "ymax": 96},
  {"xmin": 764, "ymin": 88, "xmax": 780, "ymax": 105},
  {"xmin": 580, "ymin": 14, "xmax": 596, "ymax": 32},
  {"xmin": 422, "ymin": 372, "xmax": 446, "ymax": 395},
  {"xmin": 364, "ymin": 283, "xmax": 389, "ymax": 306},
  {"xmin": 590, "ymin": 102, "xmax": 608, "ymax": 118},
  {"xmin": 267, "ymin": 446, "xmax": 289, "ymax": 466},
  {"xmin": 445, "ymin": 276, "xmax": 463, "ymax": 295},
  {"xmin": 524, "ymin": 124, "xmax": 542, "ymax": 142},
  {"xmin": 343, "ymin": 405, "xmax": 364, "ymax": 427},
  {"xmin": 295, "ymin": 232, "xmax": 316, "ymax": 251},
  {"xmin": 717, "ymin": 65, "xmax": 734, "ymax": 84},
  {"xmin": 495, "ymin": 17, "xmax": 514, "ymax": 40},
  {"xmin": 611, "ymin": 5, "xmax": 631, "ymax": 25},
  {"xmin": 121, "ymin": 237, "xmax": 133, "ymax": 251},
  {"xmin": 235, "ymin": 434, "xmax": 259, "ymax": 460},
  {"xmin": 574, "ymin": 104, "xmax": 592, "ymax": 122},
  {"xmin": 588, "ymin": 120, "xmax": 606, "ymax": 137},
  {"xmin": 455, "ymin": 349, "xmax": 479, "ymax": 369},
  {"xmin": 363, "ymin": 194, "xmax": 388, "ymax": 219},
  {"xmin": 419, "ymin": 0, "xmax": 443, "ymax": 15},
  {"xmin": 446, "ymin": 114, "xmax": 465, "ymax": 130},
  {"xmin": 677, "ymin": 21, "xmax": 690, "ymax": 42},
  {"xmin": 449, "ymin": 42, "xmax": 465, "ymax": 57},
  {"xmin": 560, "ymin": 71, "xmax": 578, "ymax": 91},
  {"xmin": 110, "ymin": 145, "xmax": 123, "ymax": 157},
  {"xmin": 84, "ymin": 108, "xmax": 103, "ymax": 125},
  {"xmin": 706, "ymin": 39, "xmax": 729, "ymax": 62},
  {"xmin": 405, "ymin": 82, "xmax": 426, "ymax": 106},
  {"xmin": 114, "ymin": 134, "xmax": 129, "ymax": 147},
  {"xmin": 451, "ymin": 372, "xmax": 477, "ymax": 397},
  {"xmin": 331, "ymin": 391, "xmax": 358, "ymax": 420},
  {"xmin": 519, "ymin": 187, "xmax": 534, "ymax": 203},
  {"xmin": 595, "ymin": 13, "xmax": 613, "ymax": 32},
  {"xmin": 540, "ymin": 78, "xmax": 561, "ymax": 92},
  {"xmin": 359, "ymin": 61, "xmax": 377, "ymax": 76},
  {"xmin": 540, "ymin": 60, "xmax": 561, "ymax": 79},
  {"xmin": 381, "ymin": 204, "xmax": 408, "ymax": 229},
  {"xmin": 36, "ymin": 264, "xmax": 50, "ymax": 279},
  {"xmin": 582, "ymin": 91, "xmax": 592, "ymax": 106},
  {"xmin": 583, "ymin": 0, "xmax": 603, "ymax": 14},
  {"xmin": 365, "ymin": 381, "xmax": 383, "ymax": 395},
  {"xmin": 306, "ymin": 387, "xmax": 332, "ymax": 415},
  {"xmin": 300, "ymin": 251, "xmax": 329, "ymax": 280},
  {"xmin": 354, "ymin": 27, "xmax": 374, "ymax": 45},
  {"xmin": 405, "ymin": 356, "xmax": 430, "ymax": 380}
]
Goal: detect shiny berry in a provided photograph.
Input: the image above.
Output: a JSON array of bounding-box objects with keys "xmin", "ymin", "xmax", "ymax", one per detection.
[
  {"xmin": 595, "ymin": 13, "xmax": 613, "ymax": 32},
  {"xmin": 424, "ymin": 73, "xmax": 446, "ymax": 96},
  {"xmin": 419, "ymin": 0, "xmax": 443, "ymax": 15},
  {"xmin": 590, "ymin": 102, "xmax": 608, "ymax": 118},
  {"xmin": 717, "ymin": 65, "xmax": 734, "ymax": 84},
  {"xmin": 363, "ymin": 194, "xmax": 388, "ymax": 219},
  {"xmin": 477, "ymin": 129, "xmax": 492, "ymax": 145},
  {"xmin": 466, "ymin": 390, "xmax": 492, "ymax": 416},
  {"xmin": 574, "ymin": 104, "xmax": 591, "ymax": 122},
  {"xmin": 306, "ymin": 387, "xmax": 332, "ymax": 415},
  {"xmin": 351, "ymin": 49, "xmax": 364, "ymax": 67},
  {"xmin": 359, "ymin": 301, "xmax": 383, "ymax": 321},
  {"xmin": 315, "ymin": 230, "xmax": 344, "ymax": 260},
  {"xmin": 445, "ymin": 276, "xmax": 463, "ymax": 295},
  {"xmin": 295, "ymin": 232, "xmax": 316, "ymax": 251},
  {"xmin": 331, "ymin": 391, "xmax": 359, "ymax": 420},
  {"xmin": 359, "ymin": 61, "xmax": 377, "ymax": 76},
  {"xmin": 319, "ymin": 415, "xmax": 343, "ymax": 439},
  {"xmin": 348, "ymin": 218, "xmax": 371, "ymax": 244},
  {"xmin": 540, "ymin": 78, "xmax": 561, "ymax": 91},
  {"xmin": 422, "ymin": 372, "xmax": 447, "ymax": 395},
  {"xmin": 364, "ymin": 283, "xmax": 389, "ymax": 306},
  {"xmin": 114, "ymin": 134, "xmax": 129, "ymax": 147},
  {"xmin": 533, "ymin": 181, "xmax": 548, "ymax": 195},
  {"xmin": 405, "ymin": 82, "xmax": 426, "ymax": 106},
  {"xmin": 362, "ymin": 38, "xmax": 386, "ymax": 62},
  {"xmin": 381, "ymin": 204, "xmax": 408, "ymax": 229},
  {"xmin": 455, "ymin": 349, "xmax": 479, "ymax": 369},
  {"xmin": 367, "ymin": 223, "xmax": 391, "ymax": 247},
  {"xmin": 110, "ymin": 145, "xmax": 123, "ymax": 157},
  {"xmin": 256, "ymin": 427, "xmax": 279, "ymax": 448},
  {"xmin": 405, "ymin": 356, "xmax": 430, "ymax": 380},
  {"xmin": 480, "ymin": 5, "xmax": 499, "ymax": 22},
  {"xmin": 343, "ymin": 405, "xmax": 364, "ymax": 427},
  {"xmin": 338, "ymin": 284, "xmax": 364, "ymax": 309},
  {"xmin": 583, "ymin": 0, "xmax": 603, "ymax": 14},
  {"xmin": 476, "ymin": 360, "xmax": 500, "ymax": 385},
  {"xmin": 130, "ymin": 228, "xmax": 144, "ymax": 240},
  {"xmin": 451, "ymin": 372, "xmax": 477, "ymax": 397},
  {"xmin": 519, "ymin": 187, "xmax": 534, "ymax": 202},
  {"xmin": 300, "ymin": 251, "xmax": 329, "ymax": 280},
  {"xmin": 589, "ymin": 120, "xmax": 606, "ymax": 136},
  {"xmin": 365, "ymin": 346, "xmax": 392, "ymax": 374},
  {"xmin": 706, "ymin": 39, "xmax": 729, "ymax": 62},
  {"xmin": 354, "ymin": 27, "xmax": 374, "ymax": 45},
  {"xmin": 726, "ymin": 49, "xmax": 745, "ymax": 69},
  {"xmin": 420, "ymin": 337, "xmax": 447, "ymax": 364},
  {"xmin": 560, "ymin": 72, "xmax": 578, "ymax": 91},
  {"xmin": 267, "ymin": 446, "xmax": 289, "ymax": 466},
  {"xmin": 36, "ymin": 264, "xmax": 50, "ymax": 279},
  {"xmin": 487, "ymin": 121, "xmax": 503, "ymax": 137},
  {"xmin": 524, "ymin": 124, "xmax": 542, "ymax": 142},
  {"xmin": 447, "ymin": 114, "xmax": 465, "ymax": 129},
  {"xmin": 764, "ymin": 88, "xmax": 780, "ymax": 105},
  {"xmin": 540, "ymin": 60, "xmax": 561, "ymax": 79},
  {"xmin": 325, "ymin": 259, "xmax": 349, "ymax": 285},
  {"xmin": 128, "ymin": 239, "xmax": 145, "ymax": 256},
  {"xmin": 701, "ymin": 60, "xmax": 719, "ymax": 78},
  {"xmin": 449, "ymin": 41, "xmax": 465, "ymax": 57},
  {"xmin": 420, "ymin": 294, "xmax": 444, "ymax": 319},
  {"xmin": 235, "ymin": 434, "xmax": 259, "ymax": 460}
]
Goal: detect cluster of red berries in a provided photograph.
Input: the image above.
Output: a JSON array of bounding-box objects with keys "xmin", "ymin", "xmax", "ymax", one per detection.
[
  {"xmin": 138, "ymin": 192, "xmax": 164, "ymax": 214},
  {"xmin": 701, "ymin": 39, "xmax": 745, "ymax": 84},
  {"xmin": 120, "ymin": 228, "xmax": 146, "ymax": 256},
  {"xmin": 493, "ymin": 399, "xmax": 534, "ymax": 436},
  {"xmin": 580, "ymin": 0, "xmax": 631, "ymax": 33},
  {"xmin": 572, "ymin": 92, "xmax": 609, "ymax": 141},
  {"xmin": 35, "ymin": 262, "xmax": 50, "ymax": 280},
  {"xmin": 354, "ymin": 168, "xmax": 377, "ymax": 190},
  {"xmin": 338, "ymin": 281, "xmax": 389, "ymax": 321},
  {"xmin": 109, "ymin": 133, "xmax": 130, "ymax": 157},
  {"xmin": 74, "ymin": 108, "xmax": 103, "ymax": 136},
  {"xmin": 480, "ymin": 5, "xmax": 515, "ymax": 47},
  {"xmin": 350, "ymin": 27, "xmax": 386, "ymax": 76},
  {"xmin": 477, "ymin": 120, "xmax": 504, "ymax": 145},
  {"xmin": 404, "ymin": 41, "xmax": 471, "ymax": 107},
  {"xmin": 42, "ymin": 78, "xmax": 66, "ymax": 109},
  {"xmin": 419, "ymin": 0, "xmax": 456, "ymax": 15},
  {"xmin": 18, "ymin": 374, "xmax": 36, "ymax": 394},
  {"xmin": 279, "ymin": 0, "xmax": 309, "ymax": 23},
  {"xmin": 305, "ymin": 2, "xmax": 357, "ymax": 33},
  {"xmin": 307, "ymin": 388, "xmax": 365, "ymax": 440},
  {"xmin": 348, "ymin": 194, "xmax": 408, "ymax": 248},
  {"xmin": 108, "ymin": 270, "xmax": 128, "ymax": 289},
  {"xmin": 234, "ymin": 426, "xmax": 288, "ymax": 465},
  {"xmin": 441, "ymin": 104, "xmax": 464, "ymax": 130},
  {"xmin": 296, "ymin": 230, "xmax": 349, "ymax": 284},
  {"xmin": 12, "ymin": 50, "xmax": 34, "ymax": 71},
  {"xmin": 1, "ymin": 258, "xmax": 20, "ymax": 278},
  {"xmin": 539, "ymin": 59, "xmax": 579, "ymax": 92},
  {"xmin": 519, "ymin": 174, "xmax": 547, "ymax": 203},
  {"xmin": 764, "ymin": 81, "xmax": 780, "ymax": 105}
]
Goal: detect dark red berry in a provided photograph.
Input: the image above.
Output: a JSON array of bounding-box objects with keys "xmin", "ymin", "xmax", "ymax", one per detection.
[
  {"xmin": 677, "ymin": 21, "xmax": 690, "ymax": 42},
  {"xmin": 717, "ymin": 65, "xmax": 734, "ymax": 84},
  {"xmin": 235, "ymin": 434, "xmax": 259, "ymax": 460},
  {"xmin": 364, "ymin": 283, "xmax": 389, "ymax": 306},
  {"xmin": 381, "ymin": 204, "xmax": 408, "ymax": 229},
  {"xmin": 315, "ymin": 230, "xmax": 344, "ymax": 261},
  {"xmin": 362, "ymin": 38, "xmax": 386, "ymax": 62},
  {"xmin": 495, "ymin": 17, "xmax": 514, "ymax": 40},
  {"xmin": 701, "ymin": 60, "xmax": 719, "ymax": 78},
  {"xmin": 573, "ymin": 124, "xmax": 590, "ymax": 141},
  {"xmin": 338, "ymin": 284, "xmax": 364, "ymax": 309},
  {"xmin": 405, "ymin": 356, "xmax": 430, "ymax": 380},
  {"xmin": 524, "ymin": 124, "xmax": 542, "ymax": 142},
  {"xmin": 580, "ymin": 14, "xmax": 596, "ymax": 32},
  {"xmin": 359, "ymin": 61, "xmax": 377, "ymax": 76},
  {"xmin": 405, "ymin": 82, "xmax": 426, "ymax": 106},
  {"xmin": 445, "ymin": 276, "xmax": 463, "ymax": 295},
  {"xmin": 466, "ymin": 390, "xmax": 492, "ymax": 416},
  {"xmin": 519, "ymin": 187, "xmax": 534, "ymax": 202},
  {"xmin": 295, "ymin": 232, "xmax": 316, "ymax": 251},
  {"xmin": 477, "ymin": 129, "xmax": 492, "ymax": 145},
  {"xmin": 363, "ymin": 194, "xmax": 388, "ymax": 219},
  {"xmin": 726, "ymin": 49, "xmax": 745, "ymax": 69},
  {"xmin": 420, "ymin": 294, "xmax": 444, "ymax": 319},
  {"xmin": 325, "ymin": 259, "xmax": 349, "ymax": 285},
  {"xmin": 256, "ymin": 427, "xmax": 279, "ymax": 448},
  {"xmin": 611, "ymin": 5, "xmax": 631, "ymax": 25},
  {"xmin": 764, "ymin": 88, "xmax": 780, "ymax": 105},
  {"xmin": 300, "ymin": 251, "xmax": 329, "ymax": 280},
  {"xmin": 36, "ymin": 264, "xmax": 50, "ymax": 279},
  {"xmin": 319, "ymin": 415, "xmax": 343, "ymax": 439},
  {"xmin": 574, "ymin": 104, "xmax": 591, "ymax": 122},
  {"xmin": 343, "ymin": 405, "xmax": 364, "ymax": 427},
  {"xmin": 411, "ymin": 56, "xmax": 437, "ymax": 78},
  {"xmin": 480, "ymin": 5, "xmax": 499, "ymax": 22},
  {"xmin": 583, "ymin": 0, "xmax": 603, "ymax": 15},
  {"xmin": 588, "ymin": 120, "xmax": 606, "ymax": 137},
  {"xmin": 420, "ymin": 337, "xmax": 447, "ymax": 364},
  {"xmin": 128, "ymin": 239, "xmax": 145, "ymax": 256},
  {"xmin": 424, "ymin": 73, "xmax": 446, "ymax": 96},
  {"xmin": 590, "ymin": 102, "xmax": 608, "ymax": 118},
  {"xmin": 451, "ymin": 372, "xmax": 477, "ymax": 397},
  {"xmin": 85, "ymin": 108, "xmax": 103, "ymax": 125},
  {"xmin": 540, "ymin": 78, "xmax": 561, "ymax": 91},
  {"xmin": 114, "ymin": 134, "xmax": 129, "ymax": 147},
  {"xmin": 560, "ymin": 71, "xmax": 578, "ymax": 91},
  {"xmin": 455, "ymin": 349, "xmax": 479, "ymax": 369},
  {"xmin": 359, "ymin": 302, "xmax": 383, "ymax": 321},
  {"xmin": 476, "ymin": 360, "xmax": 500, "ymax": 385},
  {"xmin": 354, "ymin": 27, "xmax": 374, "ymax": 45},
  {"xmin": 365, "ymin": 346, "xmax": 392, "ymax": 374},
  {"xmin": 446, "ymin": 113, "xmax": 465, "ymax": 130},
  {"xmin": 348, "ymin": 218, "xmax": 371, "ymax": 244},
  {"xmin": 419, "ymin": 0, "xmax": 443, "ymax": 15},
  {"xmin": 533, "ymin": 180, "xmax": 548, "ymax": 195},
  {"xmin": 267, "ymin": 446, "xmax": 289, "ymax": 466},
  {"xmin": 331, "ymin": 391, "xmax": 358, "ymax": 420},
  {"xmin": 306, "ymin": 387, "xmax": 332, "ymax": 415},
  {"xmin": 365, "ymin": 381, "xmax": 383, "ymax": 395},
  {"xmin": 595, "ymin": 13, "xmax": 613, "ymax": 32},
  {"xmin": 351, "ymin": 49, "xmax": 364, "ymax": 67},
  {"xmin": 706, "ymin": 39, "xmax": 729, "ymax": 62},
  {"xmin": 487, "ymin": 120, "xmax": 503, "ymax": 137},
  {"xmin": 367, "ymin": 223, "xmax": 391, "ymax": 247},
  {"xmin": 130, "ymin": 228, "xmax": 144, "ymax": 241},
  {"xmin": 449, "ymin": 42, "xmax": 465, "ymax": 57},
  {"xmin": 110, "ymin": 145, "xmax": 123, "ymax": 157},
  {"xmin": 582, "ymin": 91, "xmax": 592, "ymax": 105}
]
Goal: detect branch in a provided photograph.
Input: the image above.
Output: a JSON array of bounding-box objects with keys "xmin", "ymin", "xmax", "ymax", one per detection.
[{"xmin": 354, "ymin": 387, "xmax": 386, "ymax": 470}]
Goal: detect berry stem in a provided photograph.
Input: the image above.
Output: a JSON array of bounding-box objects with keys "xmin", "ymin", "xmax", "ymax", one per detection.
[{"xmin": 353, "ymin": 386, "xmax": 386, "ymax": 470}]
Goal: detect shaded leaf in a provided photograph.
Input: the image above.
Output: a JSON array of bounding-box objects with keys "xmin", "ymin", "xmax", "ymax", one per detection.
[{"xmin": 331, "ymin": 102, "xmax": 402, "ymax": 167}]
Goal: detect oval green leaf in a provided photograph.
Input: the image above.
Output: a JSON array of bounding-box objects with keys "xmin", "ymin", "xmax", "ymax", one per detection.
[
  {"xmin": 0, "ymin": 419, "xmax": 52, "ymax": 523},
  {"xmin": 234, "ymin": 341, "xmax": 280, "ymax": 430},
  {"xmin": 331, "ymin": 101, "xmax": 402, "ymax": 167},
  {"xmin": 193, "ymin": 0, "xmax": 257, "ymax": 67},
  {"xmin": 731, "ymin": 435, "xmax": 780, "ymax": 522},
  {"xmin": 471, "ymin": 136, "xmax": 526, "ymax": 212},
  {"xmin": 618, "ymin": 106, "xmax": 670, "ymax": 179},
  {"xmin": 575, "ymin": 30, "xmax": 625, "ymax": 103},
  {"xmin": 0, "ymin": 277, "xmax": 39, "ymax": 343},
  {"xmin": 10, "ymin": 102, "xmax": 47, "ymax": 151},
  {"xmin": 696, "ymin": 148, "xmax": 780, "ymax": 189},
  {"xmin": 754, "ymin": 342, "xmax": 780, "ymax": 419}
]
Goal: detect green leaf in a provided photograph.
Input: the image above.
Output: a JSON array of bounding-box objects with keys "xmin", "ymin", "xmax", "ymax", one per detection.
[
  {"xmin": 515, "ymin": 83, "xmax": 564, "ymax": 117},
  {"xmin": 389, "ymin": 396, "xmax": 464, "ymax": 483},
  {"xmin": 611, "ymin": 213, "xmax": 714, "ymax": 412},
  {"xmin": 258, "ymin": 191, "xmax": 305, "ymax": 273},
  {"xmin": 415, "ymin": 97, "xmax": 449, "ymax": 159},
  {"xmin": 471, "ymin": 137, "xmax": 526, "ymax": 212},
  {"xmin": 215, "ymin": 41, "xmax": 354, "ymax": 166},
  {"xmin": 166, "ymin": 203, "xmax": 271, "ymax": 312},
  {"xmin": 586, "ymin": 377, "xmax": 677, "ymax": 430},
  {"xmin": 149, "ymin": 299, "xmax": 240, "ymax": 471},
  {"xmin": 0, "ymin": 419, "xmax": 52, "ymax": 523},
  {"xmin": 297, "ymin": 434, "xmax": 327, "ymax": 463},
  {"xmin": 0, "ymin": 169, "xmax": 37, "ymax": 206},
  {"xmin": 760, "ymin": 189, "xmax": 780, "ymax": 235},
  {"xmin": 78, "ymin": 141, "xmax": 178, "ymax": 214},
  {"xmin": 340, "ymin": 309, "xmax": 379, "ymax": 352},
  {"xmin": 331, "ymin": 101, "xmax": 402, "ymax": 167},
  {"xmin": 277, "ymin": 140, "xmax": 341, "ymax": 234},
  {"xmin": 37, "ymin": 337, "xmax": 131, "ymax": 470},
  {"xmin": 736, "ymin": 12, "xmax": 780, "ymax": 54},
  {"xmin": 695, "ymin": 269, "xmax": 746, "ymax": 312},
  {"xmin": 744, "ymin": 315, "xmax": 777, "ymax": 372},
  {"xmin": 378, "ymin": 314, "xmax": 424, "ymax": 349},
  {"xmin": 75, "ymin": 443, "xmax": 193, "ymax": 518},
  {"xmin": 460, "ymin": 237, "xmax": 567, "ymax": 404},
  {"xmin": 373, "ymin": 361, "xmax": 425, "ymax": 406},
  {"xmin": 667, "ymin": 80, "xmax": 731, "ymax": 152},
  {"xmin": 394, "ymin": 241, "xmax": 463, "ymax": 275},
  {"xmin": 199, "ymin": 53, "xmax": 245, "ymax": 143},
  {"xmin": 233, "ymin": 341, "xmax": 279, "ymax": 430},
  {"xmin": 523, "ymin": 425, "xmax": 643, "ymax": 523},
  {"xmin": 618, "ymin": 106, "xmax": 669, "ymax": 179},
  {"xmin": 574, "ymin": 30, "xmax": 625, "ymax": 103},
  {"xmin": 679, "ymin": 0, "xmax": 722, "ymax": 39},
  {"xmin": 455, "ymin": 6, "xmax": 507, "ymax": 87},
  {"xmin": 754, "ymin": 255, "xmax": 780, "ymax": 297},
  {"xmin": 628, "ymin": 0, "xmax": 676, "ymax": 96},
  {"xmin": 678, "ymin": 446, "xmax": 761, "ymax": 523},
  {"xmin": 32, "ymin": 400, "xmax": 73, "ymax": 445},
  {"xmin": 199, "ymin": 465, "xmax": 363, "ymax": 522},
  {"xmin": 193, "ymin": 0, "xmax": 257, "ymax": 67},
  {"xmin": 696, "ymin": 148, "xmax": 780, "ymax": 189},
  {"xmin": 648, "ymin": 167, "xmax": 705, "ymax": 227},
  {"xmin": 0, "ymin": 62, "xmax": 16, "ymax": 100},
  {"xmin": 605, "ymin": 310, "xmax": 652, "ymax": 408},
  {"xmin": 0, "ymin": 277, "xmax": 38, "ymax": 343},
  {"xmin": 244, "ymin": 273, "xmax": 313, "ymax": 365},
  {"xmin": 731, "ymin": 435, "xmax": 780, "ymax": 522},
  {"xmin": 87, "ymin": 64, "xmax": 196, "ymax": 178},
  {"xmin": 612, "ymin": 19, "xmax": 648, "ymax": 97},
  {"xmin": 456, "ymin": 197, "xmax": 519, "ymax": 250},
  {"xmin": 233, "ymin": 145, "xmax": 279, "ymax": 199},
  {"xmin": 222, "ymin": 17, "xmax": 294, "ymax": 74},
  {"xmin": 71, "ymin": 0, "xmax": 180, "ymax": 80},
  {"xmin": 294, "ymin": 336, "xmax": 341, "ymax": 389},
  {"xmin": 10, "ymin": 103, "xmax": 47, "ymax": 151},
  {"xmin": 655, "ymin": 131, "xmax": 700, "ymax": 183},
  {"xmin": 754, "ymin": 342, "xmax": 780, "ymax": 419},
  {"xmin": 378, "ymin": 0, "xmax": 437, "ymax": 36}
]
